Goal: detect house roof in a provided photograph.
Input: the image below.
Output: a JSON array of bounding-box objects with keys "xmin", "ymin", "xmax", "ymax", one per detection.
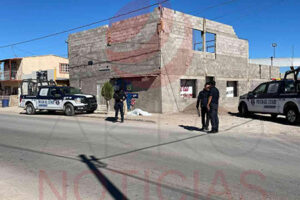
[{"xmin": 0, "ymin": 54, "xmax": 68, "ymax": 62}]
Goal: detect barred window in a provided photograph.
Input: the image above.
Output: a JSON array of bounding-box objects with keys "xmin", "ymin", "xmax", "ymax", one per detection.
[{"xmin": 60, "ymin": 63, "xmax": 69, "ymax": 73}]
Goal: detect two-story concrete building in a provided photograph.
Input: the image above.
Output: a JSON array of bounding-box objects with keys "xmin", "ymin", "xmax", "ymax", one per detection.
[
  {"xmin": 0, "ymin": 55, "xmax": 69, "ymax": 96},
  {"xmin": 68, "ymin": 7, "xmax": 280, "ymax": 113}
]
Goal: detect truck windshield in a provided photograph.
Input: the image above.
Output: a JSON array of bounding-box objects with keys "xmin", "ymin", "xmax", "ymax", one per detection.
[{"xmin": 62, "ymin": 87, "xmax": 82, "ymax": 95}]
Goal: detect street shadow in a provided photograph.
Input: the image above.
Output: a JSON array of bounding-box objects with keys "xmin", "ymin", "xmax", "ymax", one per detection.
[
  {"xmin": 19, "ymin": 110, "xmax": 64, "ymax": 116},
  {"xmin": 228, "ymin": 112, "xmax": 300, "ymax": 127},
  {"xmin": 0, "ymin": 143, "xmax": 79, "ymax": 161},
  {"xmin": 79, "ymin": 155, "xmax": 129, "ymax": 200},
  {"xmin": 0, "ymin": 143, "xmax": 211, "ymax": 199},
  {"xmin": 105, "ymin": 117, "xmax": 117, "ymax": 123},
  {"xmin": 103, "ymin": 166, "xmax": 212, "ymax": 200},
  {"xmin": 19, "ymin": 111, "xmax": 96, "ymax": 116},
  {"xmin": 179, "ymin": 125, "xmax": 204, "ymax": 132},
  {"xmin": 85, "ymin": 155, "xmax": 213, "ymax": 200},
  {"xmin": 97, "ymin": 133, "xmax": 207, "ymax": 160}
]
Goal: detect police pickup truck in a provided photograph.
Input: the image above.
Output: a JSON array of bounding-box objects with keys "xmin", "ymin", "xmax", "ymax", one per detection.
[
  {"xmin": 20, "ymin": 86, "xmax": 97, "ymax": 116},
  {"xmin": 238, "ymin": 67, "xmax": 300, "ymax": 124}
]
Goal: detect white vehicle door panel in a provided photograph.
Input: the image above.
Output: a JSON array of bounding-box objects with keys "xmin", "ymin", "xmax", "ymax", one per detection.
[
  {"xmin": 37, "ymin": 88, "xmax": 50, "ymax": 109},
  {"xmin": 251, "ymin": 83, "xmax": 268, "ymax": 112},
  {"xmin": 262, "ymin": 82, "xmax": 280, "ymax": 113},
  {"xmin": 47, "ymin": 88, "xmax": 63, "ymax": 110}
]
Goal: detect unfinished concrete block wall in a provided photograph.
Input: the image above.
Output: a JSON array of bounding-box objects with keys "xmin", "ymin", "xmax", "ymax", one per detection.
[
  {"xmin": 68, "ymin": 9, "xmax": 163, "ymax": 112},
  {"xmin": 159, "ymin": 8, "xmax": 280, "ymax": 113},
  {"xmin": 107, "ymin": 10, "xmax": 161, "ymax": 77},
  {"xmin": 68, "ymin": 25, "xmax": 110, "ymax": 92},
  {"xmin": 159, "ymin": 8, "xmax": 250, "ymax": 112},
  {"xmin": 121, "ymin": 76, "xmax": 162, "ymax": 112},
  {"xmin": 68, "ymin": 7, "xmax": 281, "ymax": 113}
]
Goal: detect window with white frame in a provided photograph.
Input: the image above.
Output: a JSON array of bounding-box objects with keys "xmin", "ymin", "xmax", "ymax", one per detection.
[
  {"xmin": 60, "ymin": 63, "xmax": 69, "ymax": 73},
  {"xmin": 226, "ymin": 81, "xmax": 238, "ymax": 97},
  {"xmin": 180, "ymin": 79, "xmax": 197, "ymax": 98}
]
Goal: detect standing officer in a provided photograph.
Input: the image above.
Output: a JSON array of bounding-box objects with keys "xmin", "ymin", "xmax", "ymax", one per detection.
[
  {"xmin": 207, "ymin": 81, "xmax": 219, "ymax": 133},
  {"xmin": 113, "ymin": 88, "xmax": 126, "ymax": 123},
  {"xmin": 196, "ymin": 83, "xmax": 210, "ymax": 131}
]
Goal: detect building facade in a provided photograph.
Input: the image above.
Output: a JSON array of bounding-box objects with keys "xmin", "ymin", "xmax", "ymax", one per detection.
[
  {"xmin": 68, "ymin": 7, "xmax": 280, "ymax": 113},
  {"xmin": 0, "ymin": 55, "xmax": 69, "ymax": 96}
]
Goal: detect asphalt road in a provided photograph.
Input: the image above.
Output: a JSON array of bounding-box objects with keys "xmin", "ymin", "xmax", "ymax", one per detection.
[{"xmin": 0, "ymin": 113, "xmax": 300, "ymax": 200}]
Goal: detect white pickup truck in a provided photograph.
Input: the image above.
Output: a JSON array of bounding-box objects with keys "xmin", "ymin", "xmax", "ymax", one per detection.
[
  {"xmin": 20, "ymin": 86, "xmax": 97, "ymax": 116},
  {"xmin": 238, "ymin": 67, "xmax": 300, "ymax": 124}
]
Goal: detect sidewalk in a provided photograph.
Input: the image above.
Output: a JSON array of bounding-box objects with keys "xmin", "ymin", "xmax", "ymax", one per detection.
[
  {"xmin": 0, "ymin": 106, "xmax": 234, "ymax": 126},
  {"xmin": 0, "ymin": 106, "xmax": 202, "ymax": 125}
]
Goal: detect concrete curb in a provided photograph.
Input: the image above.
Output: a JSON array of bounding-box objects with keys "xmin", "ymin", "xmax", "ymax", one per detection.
[{"xmin": 78, "ymin": 114, "xmax": 157, "ymax": 124}]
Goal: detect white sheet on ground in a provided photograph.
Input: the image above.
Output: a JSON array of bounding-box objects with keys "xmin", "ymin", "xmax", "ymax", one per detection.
[{"xmin": 127, "ymin": 108, "xmax": 152, "ymax": 116}]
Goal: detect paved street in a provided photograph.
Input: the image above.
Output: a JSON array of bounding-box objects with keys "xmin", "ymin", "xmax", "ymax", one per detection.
[{"xmin": 0, "ymin": 113, "xmax": 300, "ymax": 200}]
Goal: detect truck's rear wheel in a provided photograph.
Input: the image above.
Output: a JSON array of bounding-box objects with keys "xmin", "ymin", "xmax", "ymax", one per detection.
[
  {"xmin": 286, "ymin": 108, "xmax": 299, "ymax": 124},
  {"xmin": 64, "ymin": 104, "xmax": 75, "ymax": 116},
  {"xmin": 26, "ymin": 103, "xmax": 36, "ymax": 115}
]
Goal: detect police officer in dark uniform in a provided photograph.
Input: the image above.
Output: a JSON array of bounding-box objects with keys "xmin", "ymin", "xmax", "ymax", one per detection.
[
  {"xmin": 196, "ymin": 83, "xmax": 210, "ymax": 131},
  {"xmin": 113, "ymin": 88, "xmax": 126, "ymax": 123},
  {"xmin": 207, "ymin": 81, "xmax": 219, "ymax": 133}
]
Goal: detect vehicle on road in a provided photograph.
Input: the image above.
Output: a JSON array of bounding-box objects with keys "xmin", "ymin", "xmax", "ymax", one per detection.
[
  {"xmin": 20, "ymin": 86, "xmax": 97, "ymax": 116},
  {"xmin": 238, "ymin": 67, "xmax": 300, "ymax": 124}
]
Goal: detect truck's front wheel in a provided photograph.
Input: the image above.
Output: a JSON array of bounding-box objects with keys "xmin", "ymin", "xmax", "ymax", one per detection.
[
  {"xmin": 64, "ymin": 104, "xmax": 75, "ymax": 116},
  {"xmin": 26, "ymin": 103, "xmax": 36, "ymax": 115},
  {"xmin": 239, "ymin": 102, "xmax": 249, "ymax": 117},
  {"xmin": 286, "ymin": 108, "xmax": 299, "ymax": 124}
]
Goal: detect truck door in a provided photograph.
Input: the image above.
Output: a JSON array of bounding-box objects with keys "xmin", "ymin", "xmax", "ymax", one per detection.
[
  {"xmin": 278, "ymin": 80, "xmax": 298, "ymax": 113},
  {"xmin": 37, "ymin": 87, "xmax": 50, "ymax": 109},
  {"xmin": 250, "ymin": 83, "xmax": 268, "ymax": 112},
  {"xmin": 264, "ymin": 82, "xmax": 280, "ymax": 113},
  {"xmin": 47, "ymin": 88, "xmax": 63, "ymax": 110}
]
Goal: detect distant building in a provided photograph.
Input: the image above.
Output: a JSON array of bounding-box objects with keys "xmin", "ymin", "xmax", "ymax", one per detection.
[
  {"xmin": 0, "ymin": 55, "xmax": 69, "ymax": 96},
  {"xmin": 250, "ymin": 58, "xmax": 300, "ymax": 67},
  {"xmin": 68, "ymin": 7, "xmax": 280, "ymax": 113}
]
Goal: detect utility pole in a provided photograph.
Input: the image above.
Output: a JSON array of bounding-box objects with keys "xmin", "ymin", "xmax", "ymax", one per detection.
[
  {"xmin": 270, "ymin": 56, "xmax": 273, "ymax": 80},
  {"xmin": 272, "ymin": 43, "xmax": 277, "ymax": 58},
  {"xmin": 270, "ymin": 43, "xmax": 277, "ymax": 80}
]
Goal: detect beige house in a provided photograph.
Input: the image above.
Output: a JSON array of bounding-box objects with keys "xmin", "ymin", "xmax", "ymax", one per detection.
[{"xmin": 0, "ymin": 55, "xmax": 69, "ymax": 96}]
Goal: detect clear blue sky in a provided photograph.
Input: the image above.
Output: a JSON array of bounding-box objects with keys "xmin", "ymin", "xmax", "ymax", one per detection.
[{"xmin": 0, "ymin": 0, "xmax": 299, "ymax": 61}]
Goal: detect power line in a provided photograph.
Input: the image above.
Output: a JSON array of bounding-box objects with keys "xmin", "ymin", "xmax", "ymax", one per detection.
[
  {"xmin": 211, "ymin": 1, "xmax": 258, "ymax": 21},
  {"xmin": 223, "ymin": 0, "xmax": 285, "ymax": 24},
  {"xmin": 13, "ymin": 46, "xmax": 36, "ymax": 56},
  {"xmin": 190, "ymin": 0, "xmax": 239, "ymax": 16},
  {"xmin": 0, "ymin": 0, "xmax": 240, "ymax": 56},
  {"xmin": 10, "ymin": 46, "xmax": 17, "ymax": 57},
  {"xmin": 206, "ymin": 0, "xmax": 285, "ymax": 31},
  {"xmin": 0, "ymin": 0, "xmax": 169, "ymax": 49}
]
